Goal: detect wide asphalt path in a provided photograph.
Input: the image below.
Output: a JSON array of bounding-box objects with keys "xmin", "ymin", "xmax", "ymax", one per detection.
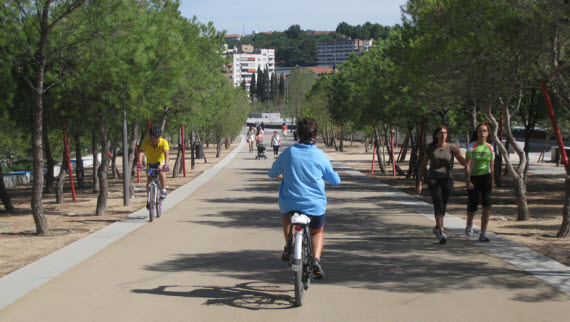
[{"xmin": 1, "ymin": 129, "xmax": 569, "ymax": 321}]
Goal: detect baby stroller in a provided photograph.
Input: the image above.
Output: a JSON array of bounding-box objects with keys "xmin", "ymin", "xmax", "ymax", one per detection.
[{"xmin": 255, "ymin": 141, "xmax": 267, "ymax": 160}]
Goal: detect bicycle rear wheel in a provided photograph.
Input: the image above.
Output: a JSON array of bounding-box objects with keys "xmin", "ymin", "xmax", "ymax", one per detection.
[
  {"xmin": 293, "ymin": 267, "xmax": 304, "ymax": 306},
  {"xmin": 148, "ymin": 185, "xmax": 156, "ymax": 222}
]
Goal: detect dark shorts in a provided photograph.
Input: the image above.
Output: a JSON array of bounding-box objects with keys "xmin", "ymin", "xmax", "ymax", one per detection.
[
  {"xmin": 467, "ymin": 173, "xmax": 492, "ymax": 212},
  {"xmin": 287, "ymin": 212, "xmax": 325, "ymax": 230},
  {"xmin": 273, "ymin": 146, "xmax": 280, "ymax": 154},
  {"xmin": 148, "ymin": 163, "xmax": 161, "ymax": 169}
]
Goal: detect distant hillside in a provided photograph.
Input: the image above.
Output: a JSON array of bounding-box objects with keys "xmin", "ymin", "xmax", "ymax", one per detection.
[{"xmin": 225, "ymin": 22, "xmax": 394, "ymax": 67}]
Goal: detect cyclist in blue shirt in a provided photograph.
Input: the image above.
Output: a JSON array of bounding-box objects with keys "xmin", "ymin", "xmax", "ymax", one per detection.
[{"xmin": 268, "ymin": 118, "xmax": 341, "ymax": 279}]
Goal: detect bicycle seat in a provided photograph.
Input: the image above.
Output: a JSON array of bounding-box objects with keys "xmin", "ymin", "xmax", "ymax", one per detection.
[{"xmin": 290, "ymin": 212, "xmax": 311, "ymax": 225}]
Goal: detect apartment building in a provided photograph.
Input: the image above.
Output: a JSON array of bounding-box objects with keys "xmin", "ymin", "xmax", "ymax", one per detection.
[
  {"xmin": 231, "ymin": 48, "xmax": 275, "ymax": 92},
  {"xmin": 317, "ymin": 38, "xmax": 373, "ymax": 66}
]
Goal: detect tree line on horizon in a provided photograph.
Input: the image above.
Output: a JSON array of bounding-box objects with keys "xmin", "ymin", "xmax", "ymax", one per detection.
[{"xmin": 226, "ymin": 22, "xmax": 394, "ymax": 67}]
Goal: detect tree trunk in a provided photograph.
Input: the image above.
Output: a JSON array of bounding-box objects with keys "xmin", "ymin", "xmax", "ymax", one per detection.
[
  {"xmin": 0, "ymin": 165, "xmax": 14, "ymax": 211},
  {"xmin": 111, "ymin": 146, "xmax": 118, "ymax": 180},
  {"xmin": 74, "ymin": 132, "xmax": 85, "ymax": 189},
  {"xmin": 373, "ymin": 126, "xmax": 387, "ymax": 173},
  {"xmin": 486, "ymin": 98, "xmax": 530, "ymax": 221},
  {"xmin": 216, "ymin": 139, "xmax": 222, "ymax": 158},
  {"xmin": 556, "ymin": 171, "xmax": 570, "ymax": 238},
  {"xmin": 31, "ymin": 72, "xmax": 48, "ymax": 235},
  {"xmin": 128, "ymin": 121, "xmax": 139, "ymax": 190},
  {"xmin": 56, "ymin": 151, "xmax": 67, "ymax": 204},
  {"xmin": 331, "ymin": 125, "xmax": 338, "ymax": 151},
  {"xmin": 96, "ymin": 110, "xmax": 110, "ymax": 216},
  {"xmin": 92, "ymin": 130, "xmax": 99, "ymax": 193},
  {"xmin": 42, "ymin": 120, "xmax": 55, "ymax": 194},
  {"xmin": 406, "ymin": 130, "xmax": 417, "ymax": 179},
  {"xmin": 339, "ymin": 125, "xmax": 344, "ymax": 152}
]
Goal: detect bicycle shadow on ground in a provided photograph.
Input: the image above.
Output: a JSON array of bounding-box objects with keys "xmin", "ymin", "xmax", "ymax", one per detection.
[{"xmin": 131, "ymin": 282, "xmax": 295, "ymax": 310}]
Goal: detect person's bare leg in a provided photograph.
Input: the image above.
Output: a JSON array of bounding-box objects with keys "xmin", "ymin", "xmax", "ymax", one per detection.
[
  {"xmin": 481, "ymin": 207, "xmax": 490, "ymax": 232},
  {"xmin": 310, "ymin": 226, "xmax": 325, "ymax": 260},
  {"xmin": 282, "ymin": 214, "xmax": 291, "ymax": 244},
  {"xmin": 466, "ymin": 211, "xmax": 475, "ymax": 226},
  {"xmin": 436, "ymin": 215, "xmax": 444, "ymax": 232},
  {"xmin": 159, "ymin": 172, "xmax": 167, "ymax": 190}
]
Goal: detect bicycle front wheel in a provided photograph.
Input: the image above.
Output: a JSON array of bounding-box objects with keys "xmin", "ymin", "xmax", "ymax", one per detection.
[
  {"xmin": 156, "ymin": 199, "xmax": 162, "ymax": 218},
  {"xmin": 148, "ymin": 185, "xmax": 156, "ymax": 222}
]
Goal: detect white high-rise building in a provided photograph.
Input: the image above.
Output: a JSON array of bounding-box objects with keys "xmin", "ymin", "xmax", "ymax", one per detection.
[
  {"xmin": 317, "ymin": 38, "xmax": 373, "ymax": 67},
  {"xmin": 231, "ymin": 49, "xmax": 275, "ymax": 93}
]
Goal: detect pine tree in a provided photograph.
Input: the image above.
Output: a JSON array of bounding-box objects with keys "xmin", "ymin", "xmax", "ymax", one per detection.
[
  {"xmin": 250, "ymin": 73, "xmax": 256, "ymax": 100},
  {"xmin": 256, "ymin": 67, "xmax": 264, "ymax": 101},
  {"xmin": 279, "ymin": 73, "xmax": 286, "ymax": 102}
]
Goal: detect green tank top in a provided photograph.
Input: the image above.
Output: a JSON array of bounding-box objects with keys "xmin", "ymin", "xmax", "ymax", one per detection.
[{"xmin": 466, "ymin": 141, "xmax": 494, "ymax": 176}]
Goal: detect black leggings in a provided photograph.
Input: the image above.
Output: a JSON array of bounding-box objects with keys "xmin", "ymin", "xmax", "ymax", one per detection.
[
  {"xmin": 467, "ymin": 173, "xmax": 492, "ymax": 212},
  {"xmin": 428, "ymin": 178, "xmax": 454, "ymax": 216},
  {"xmin": 273, "ymin": 146, "xmax": 280, "ymax": 154}
]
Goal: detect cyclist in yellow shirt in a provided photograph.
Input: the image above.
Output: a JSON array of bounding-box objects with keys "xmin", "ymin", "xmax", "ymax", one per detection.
[{"xmin": 137, "ymin": 125, "xmax": 170, "ymax": 207}]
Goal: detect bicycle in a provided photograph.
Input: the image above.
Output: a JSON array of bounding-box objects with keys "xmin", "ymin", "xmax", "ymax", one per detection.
[
  {"xmin": 145, "ymin": 168, "xmax": 163, "ymax": 222},
  {"xmin": 285, "ymin": 211, "xmax": 314, "ymax": 307}
]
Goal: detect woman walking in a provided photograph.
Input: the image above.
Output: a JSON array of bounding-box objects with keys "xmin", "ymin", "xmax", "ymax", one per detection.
[
  {"xmin": 417, "ymin": 125, "xmax": 466, "ymax": 244},
  {"xmin": 271, "ymin": 131, "xmax": 281, "ymax": 159},
  {"xmin": 465, "ymin": 123, "xmax": 495, "ymax": 242},
  {"xmin": 247, "ymin": 126, "xmax": 256, "ymax": 152}
]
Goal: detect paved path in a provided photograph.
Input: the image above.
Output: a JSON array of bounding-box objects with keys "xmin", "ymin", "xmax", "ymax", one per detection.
[{"xmin": 1, "ymin": 130, "xmax": 569, "ymax": 321}]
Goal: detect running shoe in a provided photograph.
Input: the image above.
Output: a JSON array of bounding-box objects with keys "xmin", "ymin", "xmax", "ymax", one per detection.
[
  {"xmin": 439, "ymin": 231, "xmax": 447, "ymax": 244},
  {"xmin": 479, "ymin": 232, "xmax": 490, "ymax": 242},
  {"xmin": 465, "ymin": 224, "xmax": 473, "ymax": 237},
  {"xmin": 432, "ymin": 226, "xmax": 441, "ymax": 238},
  {"xmin": 312, "ymin": 258, "xmax": 324, "ymax": 279},
  {"xmin": 160, "ymin": 190, "xmax": 167, "ymax": 199}
]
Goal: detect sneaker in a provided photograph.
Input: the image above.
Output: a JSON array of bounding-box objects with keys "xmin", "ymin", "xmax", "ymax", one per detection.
[
  {"xmin": 432, "ymin": 226, "xmax": 441, "ymax": 238},
  {"xmin": 439, "ymin": 231, "xmax": 447, "ymax": 244},
  {"xmin": 160, "ymin": 190, "xmax": 167, "ymax": 199},
  {"xmin": 312, "ymin": 258, "xmax": 325, "ymax": 279},
  {"xmin": 465, "ymin": 224, "xmax": 473, "ymax": 237},
  {"xmin": 281, "ymin": 245, "xmax": 290, "ymax": 261},
  {"xmin": 479, "ymin": 232, "xmax": 490, "ymax": 242}
]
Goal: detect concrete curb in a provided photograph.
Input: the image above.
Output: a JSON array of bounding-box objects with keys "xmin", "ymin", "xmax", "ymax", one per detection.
[{"xmin": 0, "ymin": 135, "xmax": 247, "ymax": 311}]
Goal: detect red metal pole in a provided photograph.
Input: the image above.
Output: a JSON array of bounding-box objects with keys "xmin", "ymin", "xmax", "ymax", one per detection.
[
  {"xmin": 540, "ymin": 81, "xmax": 569, "ymax": 171},
  {"xmin": 391, "ymin": 129, "xmax": 396, "ymax": 176},
  {"xmin": 181, "ymin": 124, "xmax": 186, "ymax": 177},
  {"xmin": 62, "ymin": 122, "xmax": 77, "ymax": 202},
  {"xmin": 397, "ymin": 130, "xmax": 409, "ymax": 162},
  {"xmin": 136, "ymin": 145, "xmax": 141, "ymax": 183}
]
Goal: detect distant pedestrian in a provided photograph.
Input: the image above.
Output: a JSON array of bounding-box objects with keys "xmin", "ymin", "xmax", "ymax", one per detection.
[
  {"xmin": 271, "ymin": 131, "xmax": 281, "ymax": 159},
  {"xmin": 282, "ymin": 123, "xmax": 288, "ymax": 138},
  {"xmin": 465, "ymin": 123, "xmax": 495, "ymax": 242},
  {"xmin": 256, "ymin": 129, "xmax": 265, "ymax": 144},
  {"xmin": 417, "ymin": 125, "xmax": 466, "ymax": 244},
  {"xmin": 247, "ymin": 126, "xmax": 256, "ymax": 153}
]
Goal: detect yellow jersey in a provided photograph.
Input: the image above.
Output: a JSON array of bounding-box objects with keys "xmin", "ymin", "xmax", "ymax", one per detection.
[{"xmin": 140, "ymin": 138, "xmax": 169, "ymax": 164}]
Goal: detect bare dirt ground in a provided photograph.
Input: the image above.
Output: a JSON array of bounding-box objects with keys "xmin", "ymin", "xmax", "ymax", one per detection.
[
  {"xmin": 0, "ymin": 143, "xmax": 236, "ymax": 278},
  {"xmin": 321, "ymin": 141, "xmax": 570, "ymax": 267}
]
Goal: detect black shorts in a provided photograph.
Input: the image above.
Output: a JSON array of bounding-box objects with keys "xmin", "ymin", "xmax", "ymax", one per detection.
[
  {"xmin": 273, "ymin": 146, "xmax": 280, "ymax": 154},
  {"xmin": 467, "ymin": 173, "xmax": 492, "ymax": 212},
  {"xmin": 287, "ymin": 212, "xmax": 325, "ymax": 230}
]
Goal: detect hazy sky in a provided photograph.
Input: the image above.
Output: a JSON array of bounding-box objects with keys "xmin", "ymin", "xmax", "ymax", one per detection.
[{"xmin": 178, "ymin": 0, "xmax": 407, "ymax": 35}]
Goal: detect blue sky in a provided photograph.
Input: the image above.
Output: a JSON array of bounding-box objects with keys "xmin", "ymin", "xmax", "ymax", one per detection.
[{"xmin": 178, "ymin": 0, "xmax": 407, "ymax": 35}]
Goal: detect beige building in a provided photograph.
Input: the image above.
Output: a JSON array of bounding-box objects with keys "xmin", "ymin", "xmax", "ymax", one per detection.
[{"xmin": 317, "ymin": 38, "xmax": 373, "ymax": 67}]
